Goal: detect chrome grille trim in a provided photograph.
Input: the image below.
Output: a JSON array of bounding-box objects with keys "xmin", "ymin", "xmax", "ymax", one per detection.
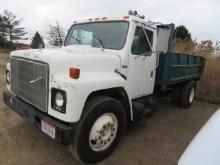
[{"xmin": 10, "ymin": 57, "xmax": 49, "ymax": 112}]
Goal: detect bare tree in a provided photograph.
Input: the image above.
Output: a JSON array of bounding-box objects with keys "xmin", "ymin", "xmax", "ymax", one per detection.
[{"xmin": 47, "ymin": 21, "xmax": 65, "ymax": 46}]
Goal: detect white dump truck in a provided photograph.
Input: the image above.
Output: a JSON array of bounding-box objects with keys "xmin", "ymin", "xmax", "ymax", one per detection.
[{"xmin": 3, "ymin": 11, "xmax": 204, "ymax": 163}]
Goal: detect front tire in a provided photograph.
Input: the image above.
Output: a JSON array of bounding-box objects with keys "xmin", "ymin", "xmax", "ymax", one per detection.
[{"xmin": 73, "ymin": 96, "xmax": 126, "ymax": 164}]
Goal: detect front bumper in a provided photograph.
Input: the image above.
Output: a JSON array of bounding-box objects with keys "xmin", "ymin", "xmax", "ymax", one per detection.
[{"xmin": 3, "ymin": 90, "xmax": 74, "ymax": 145}]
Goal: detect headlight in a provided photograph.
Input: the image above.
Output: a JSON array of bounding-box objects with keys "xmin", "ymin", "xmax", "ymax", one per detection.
[
  {"xmin": 51, "ymin": 88, "xmax": 66, "ymax": 113},
  {"xmin": 55, "ymin": 92, "xmax": 64, "ymax": 107},
  {"xmin": 6, "ymin": 70, "xmax": 10, "ymax": 84}
]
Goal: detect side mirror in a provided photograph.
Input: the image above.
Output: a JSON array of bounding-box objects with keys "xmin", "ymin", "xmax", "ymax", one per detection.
[{"xmin": 156, "ymin": 25, "xmax": 171, "ymax": 53}]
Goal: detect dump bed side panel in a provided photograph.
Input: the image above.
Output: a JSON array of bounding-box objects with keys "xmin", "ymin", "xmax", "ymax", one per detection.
[{"xmin": 156, "ymin": 53, "xmax": 205, "ymax": 91}]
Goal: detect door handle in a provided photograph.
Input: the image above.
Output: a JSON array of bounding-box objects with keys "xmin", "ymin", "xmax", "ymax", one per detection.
[{"xmin": 150, "ymin": 71, "xmax": 154, "ymax": 78}]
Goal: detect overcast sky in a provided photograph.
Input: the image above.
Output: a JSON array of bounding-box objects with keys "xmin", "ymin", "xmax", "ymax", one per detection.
[{"xmin": 0, "ymin": 0, "xmax": 219, "ymax": 42}]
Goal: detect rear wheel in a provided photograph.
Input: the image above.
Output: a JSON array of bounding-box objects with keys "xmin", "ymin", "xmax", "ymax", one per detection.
[
  {"xmin": 171, "ymin": 85, "xmax": 182, "ymax": 106},
  {"xmin": 179, "ymin": 81, "xmax": 196, "ymax": 108},
  {"xmin": 73, "ymin": 96, "xmax": 126, "ymax": 164}
]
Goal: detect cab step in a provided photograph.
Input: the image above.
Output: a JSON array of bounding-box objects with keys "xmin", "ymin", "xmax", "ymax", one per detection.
[{"xmin": 132, "ymin": 96, "xmax": 158, "ymax": 123}]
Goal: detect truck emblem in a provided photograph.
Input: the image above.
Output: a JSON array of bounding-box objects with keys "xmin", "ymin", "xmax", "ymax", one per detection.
[{"xmin": 29, "ymin": 77, "xmax": 43, "ymax": 84}]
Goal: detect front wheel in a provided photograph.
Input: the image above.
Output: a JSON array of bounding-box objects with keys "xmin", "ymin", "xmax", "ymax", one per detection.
[{"xmin": 73, "ymin": 96, "xmax": 126, "ymax": 164}]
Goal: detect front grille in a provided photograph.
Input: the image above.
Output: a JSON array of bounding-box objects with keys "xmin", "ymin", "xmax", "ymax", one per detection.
[{"xmin": 10, "ymin": 57, "xmax": 48, "ymax": 112}]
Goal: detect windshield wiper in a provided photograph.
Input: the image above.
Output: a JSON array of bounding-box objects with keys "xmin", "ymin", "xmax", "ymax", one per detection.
[
  {"xmin": 71, "ymin": 36, "xmax": 81, "ymax": 44},
  {"xmin": 92, "ymin": 34, "xmax": 104, "ymax": 49},
  {"xmin": 134, "ymin": 51, "xmax": 153, "ymax": 59}
]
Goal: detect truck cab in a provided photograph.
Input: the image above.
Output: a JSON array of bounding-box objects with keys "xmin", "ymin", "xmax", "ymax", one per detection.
[{"xmin": 3, "ymin": 11, "xmax": 204, "ymax": 163}]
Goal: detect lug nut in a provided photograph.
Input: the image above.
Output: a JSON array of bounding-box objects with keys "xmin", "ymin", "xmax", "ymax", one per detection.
[
  {"xmin": 91, "ymin": 139, "xmax": 97, "ymax": 145},
  {"xmin": 100, "ymin": 131, "xmax": 105, "ymax": 136},
  {"xmin": 100, "ymin": 140, "xmax": 103, "ymax": 144}
]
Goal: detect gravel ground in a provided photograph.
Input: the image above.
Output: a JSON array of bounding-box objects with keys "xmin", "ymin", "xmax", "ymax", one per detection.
[{"xmin": 0, "ymin": 52, "xmax": 219, "ymax": 165}]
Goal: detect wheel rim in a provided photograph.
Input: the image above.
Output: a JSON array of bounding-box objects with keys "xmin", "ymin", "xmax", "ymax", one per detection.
[
  {"xmin": 189, "ymin": 87, "xmax": 195, "ymax": 103},
  {"xmin": 89, "ymin": 113, "xmax": 118, "ymax": 152}
]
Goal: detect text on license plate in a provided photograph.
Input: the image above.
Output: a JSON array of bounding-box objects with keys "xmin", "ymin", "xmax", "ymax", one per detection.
[{"xmin": 41, "ymin": 120, "xmax": 56, "ymax": 139}]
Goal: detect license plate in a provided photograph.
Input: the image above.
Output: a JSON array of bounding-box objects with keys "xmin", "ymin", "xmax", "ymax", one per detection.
[{"xmin": 41, "ymin": 120, "xmax": 56, "ymax": 139}]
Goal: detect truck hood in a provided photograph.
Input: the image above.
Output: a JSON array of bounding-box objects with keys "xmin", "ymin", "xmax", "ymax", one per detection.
[{"xmin": 10, "ymin": 45, "xmax": 121, "ymax": 79}]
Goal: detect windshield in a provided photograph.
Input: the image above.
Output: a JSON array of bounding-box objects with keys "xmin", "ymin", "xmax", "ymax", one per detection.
[{"xmin": 65, "ymin": 21, "xmax": 129, "ymax": 50}]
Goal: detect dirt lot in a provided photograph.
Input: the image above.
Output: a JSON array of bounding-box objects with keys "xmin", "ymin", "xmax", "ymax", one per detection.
[{"xmin": 0, "ymin": 52, "xmax": 219, "ymax": 165}]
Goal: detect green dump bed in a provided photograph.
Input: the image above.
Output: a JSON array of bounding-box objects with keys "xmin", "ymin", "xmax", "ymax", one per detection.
[{"xmin": 155, "ymin": 53, "xmax": 205, "ymax": 91}]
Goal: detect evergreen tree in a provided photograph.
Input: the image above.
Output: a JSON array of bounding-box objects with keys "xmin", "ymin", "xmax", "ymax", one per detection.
[
  {"xmin": 31, "ymin": 31, "xmax": 45, "ymax": 49},
  {"xmin": 2, "ymin": 10, "xmax": 27, "ymax": 42},
  {"xmin": 0, "ymin": 14, "xmax": 7, "ymax": 41},
  {"xmin": 175, "ymin": 25, "xmax": 192, "ymax": 41}
]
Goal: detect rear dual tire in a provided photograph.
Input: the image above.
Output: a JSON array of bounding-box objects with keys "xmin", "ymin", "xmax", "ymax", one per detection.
[
  {"xmin": 172, "ymin": 81, "xmax": 196, "ymax": 108},
  {"xmin": 180, "ymin": 81, "xmax": 196, "ymax": 108},
  {"xmin": 72, "ymin": 96, "xmax": 126, "ymax": 164}
]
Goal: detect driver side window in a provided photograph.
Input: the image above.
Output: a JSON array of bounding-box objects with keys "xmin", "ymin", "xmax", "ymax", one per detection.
[{"xmin": 131, "ymin": 26, "xmax": 153, "ymax": 55}]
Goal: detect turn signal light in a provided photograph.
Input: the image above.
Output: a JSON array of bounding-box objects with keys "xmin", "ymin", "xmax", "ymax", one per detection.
[
  {"xmin": 69, "ymin": 68, "xmax": 80, "ymax": 79},
  {"xmin": 123, "ymin": 16, "xmax": 129, "ymax": 19}
]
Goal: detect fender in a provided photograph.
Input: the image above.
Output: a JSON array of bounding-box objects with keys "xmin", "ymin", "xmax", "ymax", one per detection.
[{"xmin": 48, "ymin": 73, "xmax": 133, "ymax": 123}]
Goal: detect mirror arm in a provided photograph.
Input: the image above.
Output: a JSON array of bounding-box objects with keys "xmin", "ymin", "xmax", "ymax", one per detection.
[{"xmin": 141, "ymin": 24, "xmax": 153, "ymax": 52}]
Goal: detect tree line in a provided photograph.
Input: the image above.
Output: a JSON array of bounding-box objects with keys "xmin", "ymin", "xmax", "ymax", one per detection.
[
  {"xmin": 31, "ymin": 21, "xmax": 65, "ymax": 49},
  {"xmin": 0, "ymin": 9, "xmax": 192, "ymax": 50},
  {"xmin": 174, "ymin": 25, "xmax": 220, "ymax": 56},
  {"xmin": 0, "ymin": 10, "xmax": 26, "ymax": 49},
  {"xmin": 0, "ymin": 9, "xmax": 218, "ymax": 54},
  {"xmin": 0, "ymin": 9, "xmax": 65, "ymax": 50}
]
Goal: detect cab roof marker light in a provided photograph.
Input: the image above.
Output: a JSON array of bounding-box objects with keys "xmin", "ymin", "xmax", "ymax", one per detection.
[
  {"xmin": 101, "ymin": 17, "xmax": 107, "ymax": 20},
  {"xmin": 88, "ymin": 18, "xmax": 93, "ymax": 21},
  {"xmin": 123, "ymin": 16, "xmax": 129, "ymax": 19},
  {"xmin": 95, "ymin": 18, "xmax": 100, "ymax": 21},
  {"xmin": 73, "ymin": 21, "xmax": 77, "ymax": 23}
]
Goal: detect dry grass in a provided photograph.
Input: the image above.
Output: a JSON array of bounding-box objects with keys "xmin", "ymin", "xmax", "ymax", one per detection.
[
  {"xmin": 173, "ymin": 39, "xmax": 220, "ymax": 103},
  {"xmin": 0, "ymin": 51, "xmax": 9, "ymax": 89},
  {"xmin": 197, "ymin": 58, "xmax": 220, "ymax": 102}
]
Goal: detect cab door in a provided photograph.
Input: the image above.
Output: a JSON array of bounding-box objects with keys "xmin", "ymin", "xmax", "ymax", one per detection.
[{"xmin": 126, "ymin": 23, "xmax": 157, "ymax": 99}]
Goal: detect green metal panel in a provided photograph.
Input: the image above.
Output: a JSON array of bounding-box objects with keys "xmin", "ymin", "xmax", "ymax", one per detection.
[{"xmin": 156, "ymin": 53, "xmax": 205, "ymax": 91}]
